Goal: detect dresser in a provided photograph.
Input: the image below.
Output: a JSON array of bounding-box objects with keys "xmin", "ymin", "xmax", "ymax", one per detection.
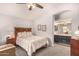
[
  {"xmin": 70, "ymin": 39, "xmax": 79, "ymax": 56},
  {"xmin": 6, "ymin": 37, "xmax": 16, "ymax": 45}
]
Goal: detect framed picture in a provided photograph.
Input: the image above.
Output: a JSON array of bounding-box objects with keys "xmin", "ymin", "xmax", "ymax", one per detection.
[
  {"xmin": 37, "ymin": 24, "xmax": 41, "ymax": 31},
  {"xmin": 42, "ymin": 25, "xmax": 47, "ymax": 31}
]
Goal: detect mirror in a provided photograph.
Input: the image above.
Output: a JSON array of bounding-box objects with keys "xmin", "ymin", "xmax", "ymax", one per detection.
[{"xmin": 54, "ymin": 10, "xmax": 72, "ymax": 35}]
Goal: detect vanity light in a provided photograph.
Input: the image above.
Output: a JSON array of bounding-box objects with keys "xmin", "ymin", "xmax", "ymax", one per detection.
[{"xmin": 54, "ymin": 22, "xmax": 59, "ymax": 25}]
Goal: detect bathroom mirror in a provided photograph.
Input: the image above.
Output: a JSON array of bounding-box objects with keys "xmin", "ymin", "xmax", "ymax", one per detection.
[{"xmin": 54, "ymin": 10, "xmax": 72, "ymax": 34}]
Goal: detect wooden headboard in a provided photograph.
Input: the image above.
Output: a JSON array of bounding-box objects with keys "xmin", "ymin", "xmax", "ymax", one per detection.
[{"xmin": 14, "ymin": 27, "xmax": 32, "ymax": 44}]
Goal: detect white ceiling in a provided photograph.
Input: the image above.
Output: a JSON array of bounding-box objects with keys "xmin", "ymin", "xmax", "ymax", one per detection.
[
  {"xmin": 0, "ymin": 3, "xmax": 58, "ymax": 20},
  {"xmin": 0, "ymin": 3, "xmax": 78, "ymax": 20}
]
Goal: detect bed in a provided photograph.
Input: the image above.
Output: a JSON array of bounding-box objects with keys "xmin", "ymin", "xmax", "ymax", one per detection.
[{"xmin": 15, "ymin": 27, "xmax": 49, "ymax": 56}]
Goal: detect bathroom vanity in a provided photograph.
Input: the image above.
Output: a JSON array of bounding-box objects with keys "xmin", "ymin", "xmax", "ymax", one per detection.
[
  {"xmin": 54, "ymin": 34, "xmax": 71, "ymax": 44},
  {"xmin": 54, "ymin": 10, "xmax": 72, "ymax": 44}
]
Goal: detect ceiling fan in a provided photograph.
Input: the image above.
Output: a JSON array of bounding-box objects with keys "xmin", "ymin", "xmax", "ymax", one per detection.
[{"xmin": 17, "ymin": 3, "xmax": 44, "ymax": 11}]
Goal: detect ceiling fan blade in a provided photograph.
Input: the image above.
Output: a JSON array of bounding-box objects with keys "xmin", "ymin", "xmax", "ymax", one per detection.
[
  {"xmin": 29, "ymin": 6, "xmax": 32, "ymax": 11},
  {"xmin": 35, "ymin": 3, "xmax": 43, "ymax": 9}
]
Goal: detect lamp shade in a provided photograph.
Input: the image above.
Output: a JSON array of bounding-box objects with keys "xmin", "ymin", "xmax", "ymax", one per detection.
[
  {"xmin": 74, "ymin": 30, "xmax": 79, "ymax": 35},
  {"xmin": 7, "ymin": 32, "xmax": 14, "ymax": 39}
]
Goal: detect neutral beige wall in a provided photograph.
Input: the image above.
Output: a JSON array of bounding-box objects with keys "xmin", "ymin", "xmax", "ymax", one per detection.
[{"xmin": 0, "ymin": 4, "xmax": 33, "ymax": 43}]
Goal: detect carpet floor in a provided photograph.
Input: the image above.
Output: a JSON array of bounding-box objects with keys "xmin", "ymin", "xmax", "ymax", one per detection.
[{"xmin": 15, "ymin": 44, "xmax": 70, "ymax": 56}]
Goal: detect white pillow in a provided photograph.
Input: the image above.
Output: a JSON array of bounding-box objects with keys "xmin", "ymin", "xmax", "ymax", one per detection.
[
  {"xmin": 17, "ymin": 32, "xmax": 27, "ymax": 38},
  {"xmin": 26, "ymin": 32, "xmax": 32, "ymax": 36},
  {"xmin": 29, "ymin": 32, "xmax": 32, "ymax": 36}
]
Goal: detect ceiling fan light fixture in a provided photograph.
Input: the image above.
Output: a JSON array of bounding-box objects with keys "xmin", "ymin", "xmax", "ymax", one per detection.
[
  {"xmin": 27, "ymin": 3, "xmax": 35, "ymax": 9},
  {"xmin": 32, "ymin": 5, "xmax": 35, "ymax": 8},
  {"xmin": 27, "ymin": 3, "xmax": 43, "ymax": 11}
]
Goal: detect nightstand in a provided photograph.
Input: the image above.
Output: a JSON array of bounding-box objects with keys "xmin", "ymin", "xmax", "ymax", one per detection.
[{"xmin": 6, "ymin": 37, "xmax": 16, "ymax": 45}]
